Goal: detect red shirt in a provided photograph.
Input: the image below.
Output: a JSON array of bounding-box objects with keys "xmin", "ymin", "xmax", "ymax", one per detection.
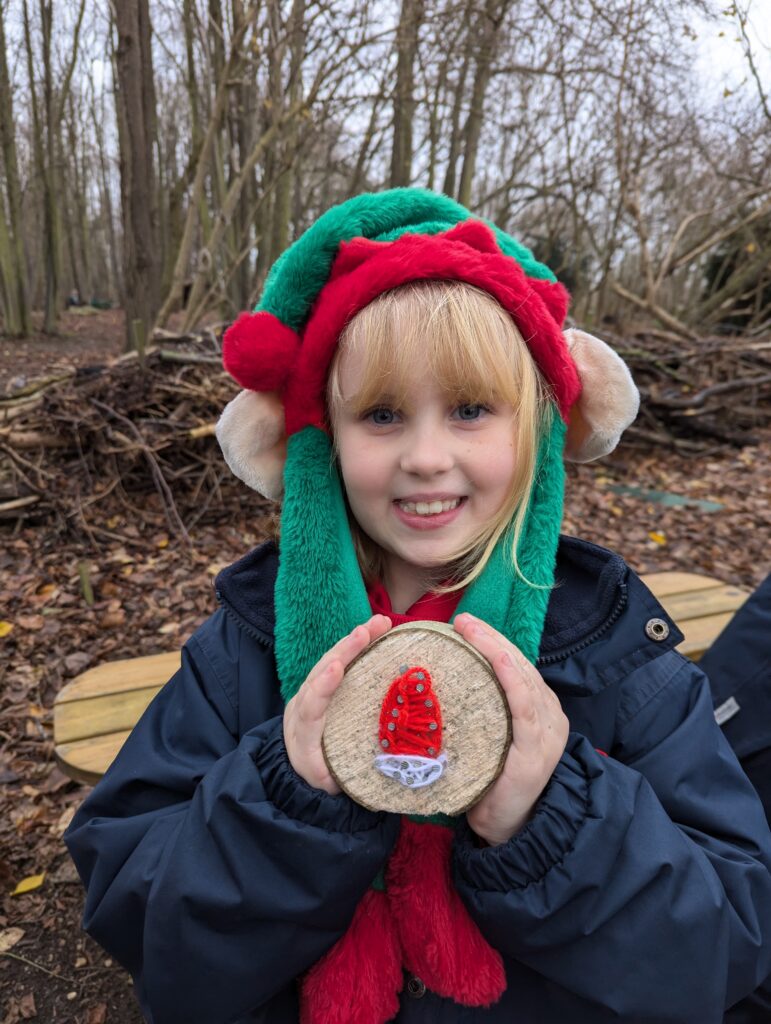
[{"xmin": 366, "ymin": 579, "xmax": 463, "ymax": 626}]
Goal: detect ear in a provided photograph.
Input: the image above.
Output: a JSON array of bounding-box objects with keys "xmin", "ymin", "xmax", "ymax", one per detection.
[
  {"xmin": 216, "ymin": 390, "xmax": 287, "ymax": 500},
  {"xmin": 563, "ymin": 329, "xmax": 639, "ymax": 462}
]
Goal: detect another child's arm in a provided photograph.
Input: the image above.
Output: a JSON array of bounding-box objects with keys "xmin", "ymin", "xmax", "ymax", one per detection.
[
  {"xmin": 453, "ymin": 614, "xmax": 771, "ymax": 1020},
  {"xmin": 65, "ymin": 610, "xmax": 398, "ymax": 1024}
]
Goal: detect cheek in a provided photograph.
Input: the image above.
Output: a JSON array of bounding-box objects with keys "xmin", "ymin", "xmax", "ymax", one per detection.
[{"xmin": 337, "ymin": 438, "xmax": 387, "ymax": 500}]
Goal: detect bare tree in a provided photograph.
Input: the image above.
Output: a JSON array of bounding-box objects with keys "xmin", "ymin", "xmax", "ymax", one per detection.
[
  {"xmin": 391, "ymin": 0, "xmax": 424, "ymax": 187},
  {"xmin": 113, "ymin": 0, "xmax": 160, "ymax": 350},
  {"xmin": 0, "ymin": 0, "xmax": 30, "ymax": 335}
]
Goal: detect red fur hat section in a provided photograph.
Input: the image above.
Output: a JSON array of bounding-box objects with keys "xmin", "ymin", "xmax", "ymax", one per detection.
[
  {"xmin": 282, "ymin": 221, "xmax": 579, "ymax": 436},
  {"xmin": 222, "ymin": 310, "xmax": 301, "ymax": 392}
]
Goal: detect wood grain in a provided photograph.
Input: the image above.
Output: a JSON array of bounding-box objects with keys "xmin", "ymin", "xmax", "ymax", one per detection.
[{"xmin": 323, "ymin": 621, "xmax": 511, "ymax": 816}]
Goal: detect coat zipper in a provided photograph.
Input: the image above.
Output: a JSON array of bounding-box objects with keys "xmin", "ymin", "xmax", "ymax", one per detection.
[{"xmin": 536, "ymin": 582, "xmax": 628, "ymax": 667}]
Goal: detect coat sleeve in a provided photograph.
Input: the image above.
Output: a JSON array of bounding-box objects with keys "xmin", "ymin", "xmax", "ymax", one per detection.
[
  {"xmin": 453, "ymin": 651, "xmax": 771, "ymax": 1022},
  {"xmin": 64, "ymin": 609, "xmax": 399, "ymax": 1024}
]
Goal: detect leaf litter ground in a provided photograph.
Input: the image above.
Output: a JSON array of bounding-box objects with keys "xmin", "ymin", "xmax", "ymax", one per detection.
[{"xmin": 1, "ymin": 322, "xmax": 769, "ymax": 1022}]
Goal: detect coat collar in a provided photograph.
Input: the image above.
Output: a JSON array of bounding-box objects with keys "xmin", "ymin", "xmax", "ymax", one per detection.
[{"xmin": 214, "ymin": 536, "xmax": 683, "ymax": 696}]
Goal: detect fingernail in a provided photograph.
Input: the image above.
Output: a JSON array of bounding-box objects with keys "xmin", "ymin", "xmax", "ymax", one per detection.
[{"xmin": 471, "ymin": 623, "xmax": 487, "ymax": 636}]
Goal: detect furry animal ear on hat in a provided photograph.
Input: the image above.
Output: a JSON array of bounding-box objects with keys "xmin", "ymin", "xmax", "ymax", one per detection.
[
  {"xmin": 563, "ymin": 329, "xmax": 640, "ymax": 462},
  {"xmin": 216, "ymin": 328, "xmax": 639, "ymax": 499},
  {"xmin": 216, "ymin": 390, "xmax": 286, "ymax": 499}
]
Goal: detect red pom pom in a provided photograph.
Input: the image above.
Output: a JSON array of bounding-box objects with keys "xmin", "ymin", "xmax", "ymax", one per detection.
[{"xmin": 222, "ymin": 310, "xmax": 300, "ymax": 391}]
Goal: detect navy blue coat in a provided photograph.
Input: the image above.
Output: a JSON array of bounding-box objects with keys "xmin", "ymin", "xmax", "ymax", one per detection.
[{"xmin": 65, "ymin": 538, "xmax": 771, "ymax": 1024}]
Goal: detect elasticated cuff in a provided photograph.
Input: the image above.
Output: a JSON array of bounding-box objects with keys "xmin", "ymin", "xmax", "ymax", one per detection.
[
  {"xmin": 249, "ymin": 716, "xmax": 393, "ymax": 835},
  {"xmin": 453, "ymin": 734, "xmax": 592, "ymax": 892}
]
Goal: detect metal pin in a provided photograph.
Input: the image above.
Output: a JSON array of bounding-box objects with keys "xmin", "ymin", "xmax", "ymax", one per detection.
[
  {"xmin": 388, "ymin": 722, "xmax": 395, "ymax": 731},
  {"xmin": 424, "ymin": 699, "xmax": 433, "ymax": 708},
  {"xmin": 416, "ymin": 683, "xmax": 425, "ymax": 693},
  {"xmin": 381, "ymin": 739, "xmax": 389, "ymax": 748},
  {"xmin": 391, "ymin": 708, "xmax": 399, "ymax": 717},
  {"xmin": 429, "ymin": 722, "xmax": 437, "ymax": 730}
]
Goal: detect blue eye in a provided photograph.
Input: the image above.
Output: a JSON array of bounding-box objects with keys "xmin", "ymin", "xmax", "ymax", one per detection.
[
  {"xmin": 455, "ymin": 403, "xmax": 486, "ymax": 421},
  {"xmin": 368, "ymin": 408, "xmax": 396, "ymax": 425}
]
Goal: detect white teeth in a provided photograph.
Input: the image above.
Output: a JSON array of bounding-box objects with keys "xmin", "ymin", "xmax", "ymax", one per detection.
[{"xmin": 399, "ymin": 498, "xmax": 460, "ymax": 516}]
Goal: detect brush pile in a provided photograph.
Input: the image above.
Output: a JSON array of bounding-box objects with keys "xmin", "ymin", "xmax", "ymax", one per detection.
[
  {"xmin": 1, "ymin": 328, "xmax": 769, "ymax": 538},
  {"xmin": 0, "ymin": 332, "xmax": 272, "ymax": 538},
  {"xmin": 613, "ymin": 329, "xmax": 771, "ymax": 451}
]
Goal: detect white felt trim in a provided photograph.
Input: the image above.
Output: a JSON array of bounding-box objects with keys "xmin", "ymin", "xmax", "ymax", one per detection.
[
  {"xmin": 216, "ymin": 390, "xmax": 287, "ymax": 500},
  {"xmin": 563, "ymin": 329, "xmax": 640, "ymax": 462}
]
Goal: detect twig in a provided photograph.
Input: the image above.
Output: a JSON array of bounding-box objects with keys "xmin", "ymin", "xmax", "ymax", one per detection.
[
  {"xmin": 90, "ymin": 399, "xmax": 192, "ymax": 545},
  {"xmin": 1, "ymin": 949, "xmax": 76, "ymax": 984}
]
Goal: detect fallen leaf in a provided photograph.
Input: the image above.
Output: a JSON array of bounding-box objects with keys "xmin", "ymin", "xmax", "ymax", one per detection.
[
  {"xmin": 52, "ymin": 806, "xmax": 77, "ymax": 838},
  {"xmin": 19, "ymin": 991, "xmax": 36, "ymax": 1019},
  {"xmin": 0, "ymin": 926, "xmax": 25, "ymax": 952},
  {"xmin": 16, "ymin": 614, "xmax": 44, "ymax": 631},
  {"xmin": 12, "ymin": 872, "xmax": 46, "ymax": 896},
  {"xmin": 64, "ymin": 651, "xmax": 92, "ymax": 674},
  {"xmin": 648, "ymin": 531, "xmax": 667, "ymax": 546},
  {"xmin": 99, "ymin": 608, "xmax": 127, "ymax": 629},
  {"xmin": 86, "ymin": 1003, "xmax": 107, "ymax": 1024},
  {"xmin": 0, "ymin": 620, "xmax": 15, "ymax": 637}
]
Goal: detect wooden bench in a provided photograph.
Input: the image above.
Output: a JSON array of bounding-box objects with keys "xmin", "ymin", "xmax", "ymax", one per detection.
[{"xmin": 53, "ymin": 572, "xmax": 750, "ymax": 785}]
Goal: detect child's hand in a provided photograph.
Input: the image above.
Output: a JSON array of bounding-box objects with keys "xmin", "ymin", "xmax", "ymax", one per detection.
[
  {"xmin": 453, "ymin": 612, "xmax": 569, "ymax": 846},
  {"xmin": 283, "ymin": 615, "xmax": 392, "ymax": 795}
]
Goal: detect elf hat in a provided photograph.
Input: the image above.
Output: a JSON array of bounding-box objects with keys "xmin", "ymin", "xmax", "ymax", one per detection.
[
  {"xmin": 218, "ymin": 191, "xmax": 638, "ymax": 502},
  {"xmin": 216, "ymin": 188, "xmax": 639, "ymax": 703}
]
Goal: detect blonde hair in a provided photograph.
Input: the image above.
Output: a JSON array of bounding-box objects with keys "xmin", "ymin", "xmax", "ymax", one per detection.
[{"xmin": 326, "ymin": 280, "xmax": 553, "ymax": 590}]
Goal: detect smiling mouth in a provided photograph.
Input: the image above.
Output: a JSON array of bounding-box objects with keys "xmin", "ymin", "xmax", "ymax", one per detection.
[{"xmin": 396, "ymin": 497, "xmax": 464, "ymax": 517}]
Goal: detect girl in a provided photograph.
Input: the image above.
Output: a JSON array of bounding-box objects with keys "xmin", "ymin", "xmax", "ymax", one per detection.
[{"xmin": 66, "ymin": 189, "xmax": 771, "ymax": 1024}]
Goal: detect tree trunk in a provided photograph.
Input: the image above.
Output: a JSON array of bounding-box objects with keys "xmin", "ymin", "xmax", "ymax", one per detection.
[
  {"xmin": 271, "ymin": 0, "xmax": 306, "ymax": 262},
  {"xmin": 457, "ymin": 0, "xmax": 511, "ymax": 209},
  {"xmin": 0, "ymin": 1, "xmax": 30, "ymax": 335},
  {"xmin": 442, "ymin": 2, "xmax": 473, "ymax": 199},
  {"xmin": 114, "ymin": 0, "xmax": 160, "ymax": 350},
  {"xmin": 390, "ymin": 0, "xmax": 424, "ymax": 188}
]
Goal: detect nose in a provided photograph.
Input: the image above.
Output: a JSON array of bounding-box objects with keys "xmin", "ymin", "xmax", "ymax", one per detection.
[{"xmin": 399, "ymin": 422, "xmax": 454, "ymax": 477}]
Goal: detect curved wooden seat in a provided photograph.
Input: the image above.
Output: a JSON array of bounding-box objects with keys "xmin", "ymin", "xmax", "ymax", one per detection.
[
  {"xmin": 53, "ymin": 572, "xmax": 749, "ymax": 784},
  {"xmin": 54, "ymin": 652, "xmax": 179, "ymax": 784}
]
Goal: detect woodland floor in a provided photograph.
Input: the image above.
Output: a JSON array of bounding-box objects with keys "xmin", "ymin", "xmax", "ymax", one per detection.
[{"xmin": 1, "ymin": 311, "xmax": 770, "ymax": 1022}]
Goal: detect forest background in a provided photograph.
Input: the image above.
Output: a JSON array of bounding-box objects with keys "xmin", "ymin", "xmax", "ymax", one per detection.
[
  {"xmin": 0, "ymin": 1, "xmax": 770, "ymax": 1022},
  {"xmin": 0, "ymin": 0, "xmax": 770, "ymax": 344}
]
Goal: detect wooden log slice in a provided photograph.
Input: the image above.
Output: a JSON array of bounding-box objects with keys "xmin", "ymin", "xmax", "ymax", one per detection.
[{"xmin": 322, "ymin": 621, "xmax": 511, "ymax": 816}]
